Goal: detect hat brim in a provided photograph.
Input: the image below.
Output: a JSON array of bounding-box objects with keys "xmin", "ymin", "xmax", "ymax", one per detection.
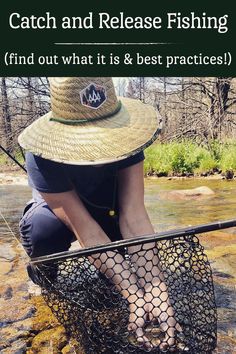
[{"xmin": 18, "ymin": 97, "xmax": 160, "ymax": 165}]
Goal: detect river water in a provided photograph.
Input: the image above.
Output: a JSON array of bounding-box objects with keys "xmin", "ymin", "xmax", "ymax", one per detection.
[{"xmin": 0, "ymin": 179, "xmax": 236, "ymax": 353}]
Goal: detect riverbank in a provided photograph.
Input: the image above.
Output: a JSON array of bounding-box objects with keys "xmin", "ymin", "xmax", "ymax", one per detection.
[
  {"xmin": 0, "ymin": 172, "xmax": 28, "ymax": 185},
  {"xmin": 0, "ymin": 171, "xmax": 232, "ymax": 186}
]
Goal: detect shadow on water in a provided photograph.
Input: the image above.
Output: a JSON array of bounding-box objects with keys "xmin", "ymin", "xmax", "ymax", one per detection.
[{"xmin": 0, "ymin": 179, "xmax": 236, "ymax": 353}]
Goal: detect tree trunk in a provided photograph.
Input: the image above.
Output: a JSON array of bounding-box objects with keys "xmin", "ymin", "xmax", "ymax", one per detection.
[
  {"xmin": 27, "ymin": 77, "xmax": 36, "ymax": 125},
  {"xmin": 1, "ymin": 78, "xmax": 13, "ymax": 152}
]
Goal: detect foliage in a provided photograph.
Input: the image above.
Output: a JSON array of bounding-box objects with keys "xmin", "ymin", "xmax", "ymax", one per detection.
[
  {"xmin": 219, "ymin": 142, "xmax": 236, "ymax": 171},
  {"xmin": 144, "ymin": 140, "xmax": 236, "ymax": 176},
  {"xmin": 208, "ymin": 140, "xmax": 223, "ymax": 162},
  {"xmin": 0, "ymin": 148, "xmax": 25, "ymax": 167}
]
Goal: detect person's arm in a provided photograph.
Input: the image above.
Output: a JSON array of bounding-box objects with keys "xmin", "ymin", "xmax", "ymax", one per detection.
[
  {"xmin": 118, "ymin": 161, "xmax": 180, "ymax": 349},
  {"xmin": 118, "ymin": 160, "xmax": 163, "ymax": 282},
  {"xmin": 118, "ymin": 160, "xmax": 155, "ymax": 239},
  {"xmin": 40, "ymin": 190, "xmax": 142, "ymax": 300},
  {"xmin": 41, "ymin": 189, "xmax": 110, "ymax": 248}
]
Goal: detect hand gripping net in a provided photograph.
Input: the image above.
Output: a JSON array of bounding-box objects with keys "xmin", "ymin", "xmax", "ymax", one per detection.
[{"xmin": 30, "ymin": 234, "xmax": 217, "ymax": 354}]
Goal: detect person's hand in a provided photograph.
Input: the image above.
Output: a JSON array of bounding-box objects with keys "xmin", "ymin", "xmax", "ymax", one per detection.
[
  {"xmin": 127, "ymin": 290, "xmax": 154, "ymax": 350},
  {"xmin": 127, "ymin": 283, "xmax": 182, "ymax": 351},
  {"xmin": 144, "ymin": 280, "xmax": 182, "ymax": 351}
]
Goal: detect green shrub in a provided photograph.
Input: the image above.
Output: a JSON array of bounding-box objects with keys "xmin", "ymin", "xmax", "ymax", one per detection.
[
  {"xmin": 144, "ymin": 144, "xmax": 172, "ymax": 176},
  {"xmin": 169, "ymin": 141, "xmax": 200, "ymax": 174},
  {"xmin": 208, "ymin": 140, "xmax": 223, "ymax": 162},
  {"xmin": 195, "ymin": 152, "xmax": 218, "ymax": 174},
  {"xmin": 219, "ymin": 143, "xmax": 236, "ymax": 172},
  {"xmin": 144, "ymin": 140, "xmax": 227, "ymax": 176}
]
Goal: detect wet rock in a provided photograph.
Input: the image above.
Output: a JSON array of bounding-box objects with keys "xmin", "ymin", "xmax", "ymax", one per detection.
[
  {"xmin": 1, "ymin": 286, "xmax": 13, "ymax": 300},
  {"xmin": 0, "ymin": 297, "xmax": 36, "ymax": 325},
  {"xmin": 159, "ymin": 186, "xmax": 215, "ymax": 201},
  {"xmin": 201, "ymin": 231, "xmax": 236, "ymax": 250},
  {"xmin": 10, "ymin": 295, "xmax": 59, "ymax": 334},
  {"xmin": 214, "ymin": 334, "xmax": 236, "ymax": 353},
  {"xmin": 0, "ymin": 326, "xmax": 32, "ymax": 351},
  {"xmin": 214, "ymin": 282, "xmax": 236, "ymax": 309},
  {"xmin": 225, "ymin": 170, "xmax": 234, "ymax": 180},
  {"xmin": 0, "ymin": 262, "xmax": 28, "ymax": 290},
  {"xmin": 61, "ymin": 344, "xmax": 76, "ymax": 354},
  {"xmin": 30, "ymin": 295, "xmax": 60, "ymax": 330},
  {"xmin": 206, "ymin": 244, "xmax": 236, "ymax": 283},
  {"xmin": 213, "ymin": 271, "xmax": 234, "ymax": 279},
  {"xmin": 28, "ymin": 326, "xmax": 68, "ymax": 353},
  {"xmin": 0, "ymin": 339, "xmax": 28, "ymax": 354},
  {"xmin": 0, "ymin": 282, "xmax": 29, "ymax": 303},
  {"xmin": 28, "ymin": 281, "xmax": 42, "ymax": 297},
  {"xmin": 0, "ymin": 292, "xmax": 64, "ymax": 352},
  {"xmin": 0, "ymin": 241, "xmax": 19, "ymax": 261},
  {"xmin": 217, "ymin": 308, "xmax": 236, "ymax": 336},
  {"xmin": 61, "ymin": 339, "xmax": 85, "ymax": 354},
  {"xmin": 0, "ymin": 261, "xmax": 13, "ymax": 275},
  {"xmin": 0, "ymin": 263, "xmax": 34, "ymax": 345}
]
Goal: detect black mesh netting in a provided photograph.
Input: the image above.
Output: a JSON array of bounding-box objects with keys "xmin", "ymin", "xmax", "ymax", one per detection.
[{"xmin": 31, "ymin": 234, "xmax": 217, "ymax": 354}]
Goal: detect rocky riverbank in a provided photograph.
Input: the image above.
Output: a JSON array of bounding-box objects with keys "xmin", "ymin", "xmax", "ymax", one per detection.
[
  {"xmin": 0, "ymin": 242, "xmax": 85, "ymax": 354},
  {"xmin": 0, "ymin": 172, "xmax": 28, "ymax": 186},
  {"xmin": 0, "ymin": 171, "xmax": 232, "ymax": 188}
]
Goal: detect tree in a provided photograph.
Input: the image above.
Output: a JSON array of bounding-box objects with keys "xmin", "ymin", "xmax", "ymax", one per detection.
[
  {"xmin": 0, "ymin": 77, "xmax": 50, "ymax": 156},
  {"xmin": 125, "ymin": 77, "xmax": 236, "ymax": 144},
  {"xmin": 1, "ymin": 77, "xmax": 13, "ymax": 152}
]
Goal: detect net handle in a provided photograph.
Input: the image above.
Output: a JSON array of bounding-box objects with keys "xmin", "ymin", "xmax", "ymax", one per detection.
[{"xmin": 30, "ymin": 218, "xmax": 236, "ymax": 265}]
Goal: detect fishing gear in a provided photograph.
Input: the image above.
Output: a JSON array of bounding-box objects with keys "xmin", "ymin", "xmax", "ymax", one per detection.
[
  {"xmin": 31, "ymin": 232, "xmax": 216, "ymax": 353},
  {"xmin": 27, "ymin": 219, "xmax": 236, "ymax": 354},
  {"xmin": 30, "ymin": 219, "xmax": 236, "ymax": 265}
]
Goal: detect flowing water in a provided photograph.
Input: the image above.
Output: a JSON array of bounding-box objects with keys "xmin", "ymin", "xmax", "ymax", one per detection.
[{"xmin": 0, "ymin": 179, "xmax": 236, "ymax": 353}]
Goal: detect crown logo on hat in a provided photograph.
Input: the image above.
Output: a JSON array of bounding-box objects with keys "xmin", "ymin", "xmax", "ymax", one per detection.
[{"xmin": 80, "ymin": 83, "xmax": 107, "ymax": 109}]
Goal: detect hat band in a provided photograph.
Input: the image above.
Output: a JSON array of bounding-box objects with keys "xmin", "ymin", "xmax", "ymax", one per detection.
[{"xmin": 50, "ymin": 101, "xmax": 122, "ymax": 125}]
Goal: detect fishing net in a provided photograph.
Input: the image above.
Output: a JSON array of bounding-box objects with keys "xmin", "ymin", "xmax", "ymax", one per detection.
[{"xmin": 29, "ymin": 234, "xmax": 217, "ymax": 354}]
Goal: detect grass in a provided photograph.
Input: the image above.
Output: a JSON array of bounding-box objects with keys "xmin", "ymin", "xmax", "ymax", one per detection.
[
  {"xmin": 144, "ymin": 140, "xmax": 236, "ymax": 176},
  {"xmin": 0, "ymin": 149, "xmax": 25, "ymax": 170}
]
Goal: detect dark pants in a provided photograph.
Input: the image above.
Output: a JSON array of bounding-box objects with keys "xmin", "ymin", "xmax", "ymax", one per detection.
[{"xmin": 19, "ymin": 187, "xmax": 122, "ymax": 258}]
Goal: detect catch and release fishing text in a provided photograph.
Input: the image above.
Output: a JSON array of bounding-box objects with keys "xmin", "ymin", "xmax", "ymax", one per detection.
[{"xmin": 9, "ymin": 12, "xmax": 229, "ymax": 34}]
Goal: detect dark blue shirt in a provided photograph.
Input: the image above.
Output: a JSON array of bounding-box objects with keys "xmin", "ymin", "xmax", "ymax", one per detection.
[{"xmin": 26, "ymin": 151, "xmax": 145, "ymax": 203}]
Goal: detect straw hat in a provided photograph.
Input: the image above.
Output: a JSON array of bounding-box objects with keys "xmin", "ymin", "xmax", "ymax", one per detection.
[{"xmin": 18, "ymin": 77, "xmax": 160, "ymax": 165}]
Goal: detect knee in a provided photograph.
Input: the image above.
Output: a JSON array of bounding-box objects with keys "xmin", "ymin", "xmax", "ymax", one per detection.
[{"xmin": 20, "ymin": 204, "xmax": 73, "ymax": 257}]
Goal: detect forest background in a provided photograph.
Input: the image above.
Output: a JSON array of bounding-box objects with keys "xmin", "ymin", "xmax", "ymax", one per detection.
[{"xmin": 1, "ymin": 77, "xmax": 236, "ymax": 178}]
